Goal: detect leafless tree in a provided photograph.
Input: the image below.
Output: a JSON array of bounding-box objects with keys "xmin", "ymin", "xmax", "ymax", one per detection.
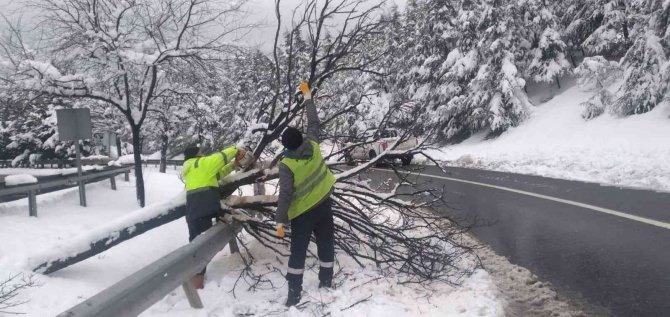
[
  {"xmin": 0, "ymin": 273, "xmax": 38, "ymax": 315},
  {"xmin": 217, "ymin": 0, "xmax": 479, "ymax": 286},
  {"xmin": 0, "ymin": 0, "xmax": 249, "ymax": 206}
]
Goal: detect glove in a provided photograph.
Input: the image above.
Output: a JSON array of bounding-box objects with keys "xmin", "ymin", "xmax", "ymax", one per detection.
[
  {"xmin": 234, "ymin": 148, "xmax": 246, "ymax": 166},
  {"xmin": 276, "ymin": 223, "xmax": 285, "ymax": 238},
  {"xmin": 299, "ymin": 80, "xmax": 312, "ymax": 100}
]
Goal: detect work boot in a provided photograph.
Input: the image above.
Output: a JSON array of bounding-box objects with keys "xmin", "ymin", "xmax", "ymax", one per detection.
[
  {"xmin": 318, "ymin": 279, "xmax": 332, "ymax": 289},
  {"xmin": 285, "ymin": 286, "xmax": 302, "ymax": 307},
  {"xmin": 190, "ymin": 274, "xmax": 205, "ymax": 289}
]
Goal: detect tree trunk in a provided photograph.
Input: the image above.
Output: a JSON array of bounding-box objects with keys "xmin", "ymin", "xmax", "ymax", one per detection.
[
  {"xmin": 131, "ymin": 125, "xmax": 146, "ymax": 207},
  {"xmin": 555, "ymin": 75, "xmax": 561, "ymax": 89},
  {"xmin": 159, "ymin": 134, "xmax": 168, "ymax": 173},
  {"xmin": 115, "ymin": 133, "xmax": 122, "ymax": 158},
  {"xmin": 569, "ymin": 51, "xmax": 577, "ymax": 67}
]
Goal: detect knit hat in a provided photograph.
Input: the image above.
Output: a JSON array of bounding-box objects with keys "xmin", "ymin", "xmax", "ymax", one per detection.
[
  {"xmin": 281, "ymin": 127, "xmax": 303, "ymax": 150},
  {"xmin": 184, "ymin": 146, "xmax": 201, "ymax": 161}
]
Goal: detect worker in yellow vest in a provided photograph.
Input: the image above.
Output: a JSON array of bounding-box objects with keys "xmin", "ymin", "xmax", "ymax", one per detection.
[
  {"xmin": 182, "ymin": 144, "xmax": 245, "ymax": 289},
  {"xmin": 276, "ymin": 81, "xmax": 336, "ymax": 306}
]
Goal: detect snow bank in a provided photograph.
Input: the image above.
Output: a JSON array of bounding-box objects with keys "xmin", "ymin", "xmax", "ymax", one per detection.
[
  {"xmin": 0, "ymin": 170, "xmax": 187, "ymax": 315},
  {"xmin": 432, "ymin": 83, "xmax": 670, "ymax": 192},
  {"xmin": 26, "ymin": 191, "xmax": 186, "ymax": 272},
  {"xmin": 0, "ymin": 165, "xmax": 106, "ymax": 177},
  {"xmin": 141, "ymin": 236, "xmax": 504, "ymax": 317},
  {"xmin": 81, "ymin": 155, "xmax": 110, "ymax": 161},
  {"xmin": 108, "ymin": 154, "xmax": 146, "ymax": 166},
  {"xmin": 4, "ymin": 174, "xmax": 38, "ymax": 186}
]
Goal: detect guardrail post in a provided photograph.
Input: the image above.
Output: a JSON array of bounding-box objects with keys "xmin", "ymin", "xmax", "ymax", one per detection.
[
  {"xmin": 229, "ymin": 238, "xmax": 239, "ymax": 254},
  {"xmin": 28, "ymin": 190, "xmax": 37, "ymax": 217},
  {"xmin": 181, "ymin": 282, "xmax": 204, "ymax": 309},
  {"xmin": 124, "ymin": 170, "xmax": 130, "ymax": 182},
  {"xmin": 110, "ymin": 176, "xmax": 117, "ymax": 190}
]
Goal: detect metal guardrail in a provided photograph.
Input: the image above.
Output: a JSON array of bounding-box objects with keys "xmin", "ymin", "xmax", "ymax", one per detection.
[
  {"xmin": 1, "ymin": 158, "xmax": 184, "ymax": 169},
  {"xmin": 0, "ymin": 166, "xmax": 132, "ymax": 217},
  {"xmin": 58, "ymin": 221, "xmax": 242, "ymax": 317},
  {"xmin": 0, "ymin": 159, "xmax": 112, "ymax": 168},
  {"xmin": 142, "ymin": 159, "xmax": 184, "ymax": 169}
]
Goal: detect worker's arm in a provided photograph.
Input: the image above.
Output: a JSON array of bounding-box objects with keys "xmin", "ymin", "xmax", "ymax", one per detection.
[
  {"xmin": 275, "ymin": 162, "xmax": 294, "ymax": 225},
  {"xmin": 197, "ymin": 145, "xmax": 238, "ymax": 177},
  {"xmin": 217, "ymin": 146, "xmax": 239, "ymax": 178},
  {"xmin": 301, "ymin": 81, "xmax": 320, "ymax": 143},
  {"xmin": 181, "ymin": 161, "xmax": 191, "ymax": 179}
]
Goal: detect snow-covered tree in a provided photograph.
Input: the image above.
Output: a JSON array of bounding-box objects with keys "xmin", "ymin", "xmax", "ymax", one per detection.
[
  {"xmin": 580, "ymin": 89, "xmax": 614, "ymax": 120},
  {"xmin": 526, "ymin": 28, "xmax": 572, "ymax": 88},
  {"xmin": 0, "ymin": 0, "xmax": 247, "ymax": 206},
  {"xmin": 561, "ymin": 0, "xmax": 632, "ymax": 58},
  {"xmin": 614, "ymin": 33, "xmax": 668, "ymax": 115},
  {"xmin": 582, "ymin": 0, "xmax": 632, "ymax": 58},
  {"xmin": 574, "ymin": 56, "xmax": 622, "ymax": 90},
  {"xmin": 574, "ymin": 56, "xmax": 622, "ymax": 119},
  {"xmin": 461, "ymin": 1, "xmax": 532, "ymax": 137},
  {"xmin": 612, "ymin": 0, "xmax": 669, "ymax": 116}
]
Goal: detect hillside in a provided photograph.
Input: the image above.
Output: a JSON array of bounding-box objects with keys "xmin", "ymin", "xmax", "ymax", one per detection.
[{"xmin": 432, "ymin": 80, "xmax": 670, "ymax": 192}]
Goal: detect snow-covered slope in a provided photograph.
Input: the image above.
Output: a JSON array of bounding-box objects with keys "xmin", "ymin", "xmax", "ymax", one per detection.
[{"xmin": 432, "ymin": 82, "xmax": 670, "ymax": 192}]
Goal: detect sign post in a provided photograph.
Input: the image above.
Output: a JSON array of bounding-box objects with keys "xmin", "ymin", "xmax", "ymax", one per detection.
[{"xmin": 57, "ymin": 108, "xmax": 93, "ymax": 207}]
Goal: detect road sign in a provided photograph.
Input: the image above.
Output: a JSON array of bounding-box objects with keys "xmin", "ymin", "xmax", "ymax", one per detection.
[
  {"xmin": 56, "ymin": 108, "xmax": 92, "ymax": 141},
  {"xmin": 56, "ymin": 108, "xmax": 92, "ymax": 207}
]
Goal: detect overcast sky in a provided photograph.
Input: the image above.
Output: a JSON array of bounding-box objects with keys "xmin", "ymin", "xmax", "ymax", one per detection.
[{"xmin": 0, "ymin": 0, "xmax": 406, "ymax": 52}]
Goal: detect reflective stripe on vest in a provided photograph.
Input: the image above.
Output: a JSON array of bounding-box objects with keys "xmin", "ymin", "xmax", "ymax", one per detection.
[{"xmin": 281, "ymin": 141, "xmax": 336, "ymax": 220}]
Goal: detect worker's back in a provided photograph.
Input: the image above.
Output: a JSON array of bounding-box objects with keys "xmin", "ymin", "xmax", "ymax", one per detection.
[{"xmin": 182, "ymin": 146, "xmax": 238, "ymax": 219}]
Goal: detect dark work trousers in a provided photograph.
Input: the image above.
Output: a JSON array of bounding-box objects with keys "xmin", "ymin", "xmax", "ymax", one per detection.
[
  {"xmin": 186, "ymin": 187, "xmax": 224, "ymax": 276},
  {"xmin": 286, "ymin": 197, "xmax": 335, "ymax": 292}
]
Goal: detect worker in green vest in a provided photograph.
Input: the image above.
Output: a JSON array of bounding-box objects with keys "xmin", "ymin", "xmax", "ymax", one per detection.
[
  {"xmin": 276, "ymin": 80, "xmax": 336, "ymax": 306},
  {"xmin": 182, "ymin": 144, "xmax": 246, "ymax": 289}
]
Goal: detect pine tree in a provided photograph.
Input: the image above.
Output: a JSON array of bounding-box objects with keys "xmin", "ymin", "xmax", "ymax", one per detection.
[
  {"xmin": 562, "ymin": 0, "xmax": 633, "ymax": 59},
  {"xmin": 526, "ymin": 28, "xmax": 573, "ymax": 88},
  {"xmin": 612, "ymin": 0, "xmax": 669, "ymax": 116},
  {"xmin": 463, "ymin": 0, "xmax": 532, "ymax": 137}
]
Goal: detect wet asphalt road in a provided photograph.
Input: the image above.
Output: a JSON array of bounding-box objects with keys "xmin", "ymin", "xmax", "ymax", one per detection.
[{"xmin": 367, "ymin": 165, "xmax": 670, "ymax": 317}]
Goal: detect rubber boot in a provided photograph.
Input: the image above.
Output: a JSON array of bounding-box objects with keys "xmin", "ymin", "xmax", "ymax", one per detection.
[
  {"xmin": 285, "ymin": 272, "xmax": 303, "ymax": 306},
  {"xmin": 285, "ymin": 285, "xmax": 302, "ymax": 307},
  {"xmin": 190, "ymin": 274, "xmax": 205, "ymax": 289},
  {"xmin": 318, "ymin": 267, "xmax": 334, "ymax": 289},
  {"xmin": 318, "ymin": 279, "xmax": 332, "ymax": 289}
]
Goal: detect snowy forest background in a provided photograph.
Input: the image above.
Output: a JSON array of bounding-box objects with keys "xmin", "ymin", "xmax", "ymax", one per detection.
[{"xmin": 0, "ymin": 0, "xmax": 668, "ymax": 166}]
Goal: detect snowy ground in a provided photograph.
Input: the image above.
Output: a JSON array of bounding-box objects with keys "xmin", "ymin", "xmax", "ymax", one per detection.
[
  {"xmin": 0, "ymin": 169, "xmax": 506, "ymax": 317},
  {"xmin": 430, "ymin": 80, "xmax": 670, "ymax": 193}
]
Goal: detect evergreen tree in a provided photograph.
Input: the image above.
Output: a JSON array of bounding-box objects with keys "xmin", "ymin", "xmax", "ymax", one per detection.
[
  {"xmin": 613, "ymin": 0, "xmax": 669, "ymax": 115},
  {"xmin": 526, "ymin": 28, "xmax": 573, "ymax": 88},
  {"xmin": 463, "ymin": 0, "xmax": 532, "ymax": 137}
]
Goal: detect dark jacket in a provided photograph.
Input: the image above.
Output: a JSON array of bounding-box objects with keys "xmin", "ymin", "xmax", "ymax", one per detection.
[{"xmin": 276, "ymin": 98, "xmax": 331, "ymax": 224}]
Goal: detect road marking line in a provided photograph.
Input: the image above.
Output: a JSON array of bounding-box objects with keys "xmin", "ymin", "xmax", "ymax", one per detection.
[{"xmin": 374, "ymin": 168, "xmax": 670, "ymax": 230}]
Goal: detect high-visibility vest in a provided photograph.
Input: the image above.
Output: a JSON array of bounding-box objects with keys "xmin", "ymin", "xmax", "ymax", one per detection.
[
  {"xmin": 281, "ymin": 140, "xmax": 336, "ymax": 220},
  {"xmin": 182, "ymin": 146, "xmax": 238, "ymax": 192}
]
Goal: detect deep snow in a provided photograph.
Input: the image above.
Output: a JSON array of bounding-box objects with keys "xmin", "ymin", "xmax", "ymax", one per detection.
[
  {"xmin": 0, "ymin": 171, "xmax": 187, "ymax": 317},
  {"xmin": 431, "ymin": 81, "xmax": 670, "ymax": 192},
  {"xmin": 0, "ymin": 169, "xmax": 505, "ymax": 316}
]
